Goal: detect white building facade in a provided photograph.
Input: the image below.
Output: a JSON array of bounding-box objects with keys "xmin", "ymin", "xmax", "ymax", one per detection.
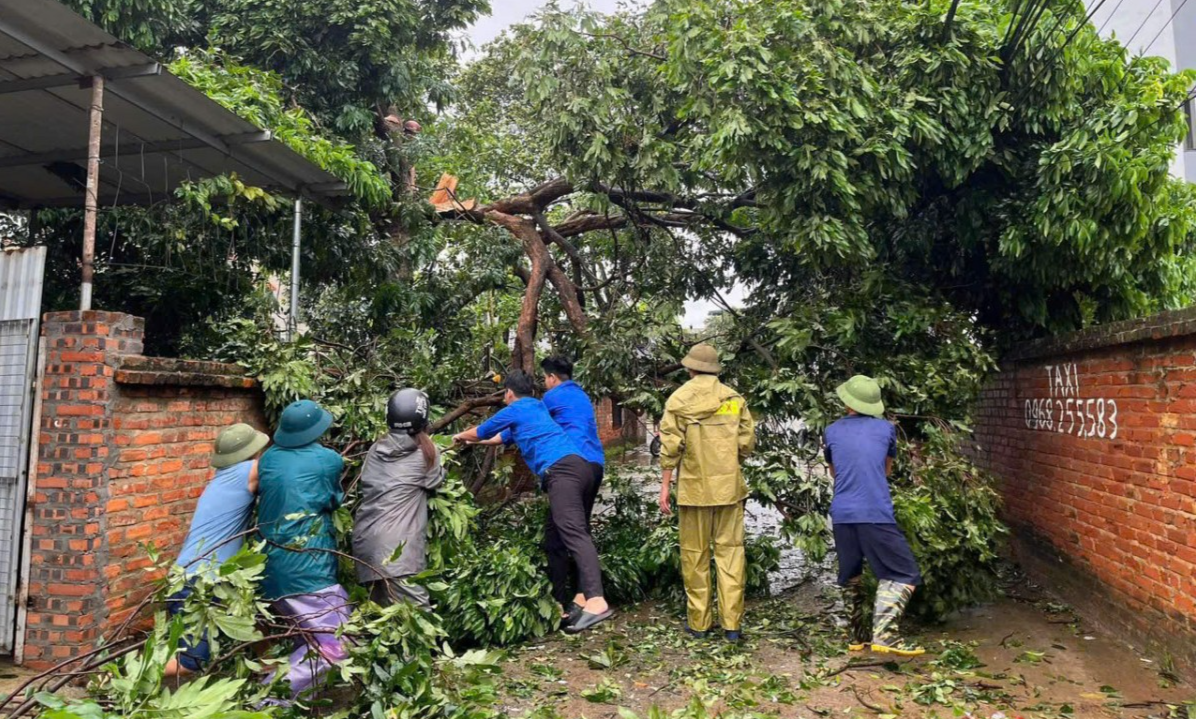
[{"xmin": 1088, "ymin": 0, "xmax": 1196, "ymax": 181}]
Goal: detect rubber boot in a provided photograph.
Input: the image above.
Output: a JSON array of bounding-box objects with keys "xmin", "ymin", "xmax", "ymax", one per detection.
[
  {"xmin": 843, "ymin": 576, "xmax": 869, "ymax": 651},
  {"xmin": 870, "ymin": 580, "xmax": 924, "ymax": 656}
]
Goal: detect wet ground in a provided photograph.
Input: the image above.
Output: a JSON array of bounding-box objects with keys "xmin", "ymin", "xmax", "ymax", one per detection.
[
  {"xmin": 0, "ymin": 661, "xmax": 40, "ymax": 699},
  {"xmin": 497, "ymin": 450, "xmax": 1195, "ymax": 718},
  {"xmin": 493, "ymin": 579, "xmax": 1192, "ymax": 719},
  {"xmin": 5, "ymin": 449, "xmax": 1189, "ymax": 717}
]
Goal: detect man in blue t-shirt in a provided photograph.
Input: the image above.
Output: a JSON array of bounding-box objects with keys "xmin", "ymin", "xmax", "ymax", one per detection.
[
  {"xmin": 454, "ymin": 370, "xmax": 613, "ymax": 633},
  {"xmin": 164, "ymin": 423, "xmax": 269, "ymax": 677},
  {"xmin": 491, "ymin": 357, "xmax": 606, "ymax": 622},
  {"xmin": 824, "ymin": 375, "xmax": 924, "ymax": 657}
]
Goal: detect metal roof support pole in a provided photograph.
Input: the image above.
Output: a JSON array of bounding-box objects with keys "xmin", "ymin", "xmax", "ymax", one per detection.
[
  {"xmin": 288, "ymin": 198, "xmax": 302, "ymax": 341},
  {"xmin": 80, "ymin": 74, "xmax": 104, "ymax": 311}
]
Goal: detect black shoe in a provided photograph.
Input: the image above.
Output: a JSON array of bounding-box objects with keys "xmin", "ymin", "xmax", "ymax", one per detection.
[
  {"xmin": 685, "ymin": 623, "xmax": 709, "ymax": 639},
  {"xmin": 725, "ymin": 630, "xmax": 743, "ymax": 642},
  {"xmin": 563, "ymin": 604, "xmax": 585, "ymax": 627},
  {"xmin": 563, "ymin": 609, "xmax": 614, "ymax": 634}
]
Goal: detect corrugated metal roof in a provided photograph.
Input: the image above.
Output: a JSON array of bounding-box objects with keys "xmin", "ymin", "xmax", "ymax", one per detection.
[
  {"xmin": 0, "ymin": 246, "xmax": 46, "ymax": 321},
  {"xmin": 0, "ymin": 0, "xmax": 351, "ymax": 208}
]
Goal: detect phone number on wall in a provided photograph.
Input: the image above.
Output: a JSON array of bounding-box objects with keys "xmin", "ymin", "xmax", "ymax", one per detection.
[{"xmin": 1024, "ymin": 396, "xmax": 1119, "ymax": 439}]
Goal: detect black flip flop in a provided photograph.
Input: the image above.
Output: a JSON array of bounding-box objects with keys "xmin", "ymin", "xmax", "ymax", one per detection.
[
  {"xmin": 562, "ymin": 604, "xmax": 585, "ymax": 627},
  {"xmin": 563, "ymin": 609, "xmax": 614, "ymax": 634}
]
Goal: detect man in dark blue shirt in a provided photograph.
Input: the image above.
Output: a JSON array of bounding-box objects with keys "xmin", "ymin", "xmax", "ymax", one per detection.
[
  {"xmin": 496, "ymin": 357, "xmax": 606, "ymax": 620},
  {"xmin": 539, "ymin": 357, "xmax": 606, "ymax": 621},
  {"xmin": 454, "ymin": 370, "xmax": 612, "ymax": 633},
  {"xmin": 824, "ymin": 375, "xmax": 923, "ymax": 657},
  {"xmin": 540, "ymin": 356, "xmax": 605, "ymax": 476},
  {"xmin": 498, "ymin": 357, "xmax": 605, "ymax": 476}
]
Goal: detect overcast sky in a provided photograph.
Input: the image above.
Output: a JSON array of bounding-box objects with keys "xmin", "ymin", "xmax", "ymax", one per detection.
[
  {"xmin": 462, "ymin": 1, "xmax": 742, "ymax": 329},
  {"xmin": 464, "ymin": 0, "xmax": 624, "ymax": 54}
]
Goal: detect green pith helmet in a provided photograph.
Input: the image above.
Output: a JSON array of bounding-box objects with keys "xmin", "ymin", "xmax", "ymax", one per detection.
[
  {"xmin": 681, "ymin": 343, "xmax": 722, "ymax": 374},
  {"xmin": 836, "ymin": 375, "xmax": 885, "ymax": 417},
  {"xmin": 273, "ymin": 399, "xmax": 334, "ymax": 448},
  {"xmin": 212, "ymin": 423, "xmax": 270, "ymax": 468}
]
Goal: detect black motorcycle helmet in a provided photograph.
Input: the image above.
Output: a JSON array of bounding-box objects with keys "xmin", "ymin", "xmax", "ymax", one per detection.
[{"xmin": 387, "ymin": 388, "xmax": 430, "ymax": 435}]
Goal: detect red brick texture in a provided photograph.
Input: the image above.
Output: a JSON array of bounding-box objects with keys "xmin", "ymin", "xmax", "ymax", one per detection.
[
  {"xmin": 594, "ymin": 398, "xmax": 646, "ymax": 447},
  {"xmin": 24, "ymin": 311, "xmax": 265, "ymax": 669},
  {"xmin": 971, "ymin": 306, "xmax": 1196, "ymax": 676}
]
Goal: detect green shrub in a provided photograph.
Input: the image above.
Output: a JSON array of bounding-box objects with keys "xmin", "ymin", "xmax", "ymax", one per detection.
[
  {"xmin": 744, "ymin": 534, "xmax": 781, "ymax": 598},
  {"xmin": 892, "ymin": 428, "xmax": 1007, "ymax": 620},
  {"xmin": 593, "ymin": 471, "xmax": 681, "ymax": 603}
]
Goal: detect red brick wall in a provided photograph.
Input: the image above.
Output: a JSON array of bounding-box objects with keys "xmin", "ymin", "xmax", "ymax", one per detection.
[
  {"xmin": 594, "ymin": 397, "xmax": 646, "ymax": 446},
  {"xmin": 103, "ymin": 371, "xmax": 266, "ymax": 631},
  {"xmin": 24, "ymin": 312, "xmax": 265, "ymax": 668},
  {"xmin": 971, "ymin": 307, "xmax": 1196, "ymax": 675},
  {"xmin": 25, "ymin": 311, "xmax": 140, "ymax": 666}
]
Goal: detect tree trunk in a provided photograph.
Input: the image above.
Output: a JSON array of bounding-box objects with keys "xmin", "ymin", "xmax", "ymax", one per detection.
[
  {"xmin": 487, "ymin": 211, "xmax": 549, "ymax": 370},
  {"xmin": 546, "ymin": 263, "xmax": 588, "ymax": 335}
]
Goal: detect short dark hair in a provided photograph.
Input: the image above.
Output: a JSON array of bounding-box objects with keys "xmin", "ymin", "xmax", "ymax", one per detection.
[
  {"xmin": 540, "ymin": 356, "xmax": 573, "ymax": 380},
  {"xmin": 503, "ymin": 369, "xmax": 537, "ymax": 397}
]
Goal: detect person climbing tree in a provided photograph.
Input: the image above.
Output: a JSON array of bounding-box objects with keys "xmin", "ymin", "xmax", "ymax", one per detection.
[
  {"xmin": 824, "ymin": 375, "xmax": 924, "ymax": 657},
  {"xmin": 658, "ymin": 343, "xmax": 756, "ymax": 641}
]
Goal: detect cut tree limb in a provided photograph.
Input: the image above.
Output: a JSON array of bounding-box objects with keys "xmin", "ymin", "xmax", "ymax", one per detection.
[
  {"xmin": 485, "ymin": 176, "xmax": 574, "ymax": 215},
  {"xmin": 429, "ymin": 392, "xmax": 505, "ymax": 433}
]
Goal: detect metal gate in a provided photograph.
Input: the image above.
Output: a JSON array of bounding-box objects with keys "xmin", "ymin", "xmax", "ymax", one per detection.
[{"xmin": 0, "ymin": 246, "xmax": 45, "ymax": 654}]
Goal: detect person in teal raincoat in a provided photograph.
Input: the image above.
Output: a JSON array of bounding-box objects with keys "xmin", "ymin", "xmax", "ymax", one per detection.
[{"xmin": 256, "ymin": 399, "xmax": 352, "ymax": 698}]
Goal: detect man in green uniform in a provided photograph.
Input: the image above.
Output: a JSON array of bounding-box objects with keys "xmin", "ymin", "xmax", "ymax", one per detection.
[{"xmin": 658, "ymin": 344, "xmax": 756, "ymax": 640}]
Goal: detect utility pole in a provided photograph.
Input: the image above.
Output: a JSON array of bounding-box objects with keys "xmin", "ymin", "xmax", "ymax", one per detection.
[
  {"xmin": 80, "ymin": 75, "xmax": 103, "ymax": 310},
  {"xmin": 288, "ymin": 198, "xmax": 302, "ymax": 341}
]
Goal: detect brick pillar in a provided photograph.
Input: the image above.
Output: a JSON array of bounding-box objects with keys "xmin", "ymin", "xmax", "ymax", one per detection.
[{"xmin": 25, "ymin": 311, "xmax": 142, "ymax": 668}]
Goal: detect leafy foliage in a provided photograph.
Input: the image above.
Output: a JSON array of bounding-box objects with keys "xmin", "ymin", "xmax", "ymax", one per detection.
[
  {"xmin": 435, "ymin": 526, "xmax": 561, "ymax": 647},
  {"xmin": 59, "ymin": 0, "xmax": 194, "ymax": 52},
  {"xmin": 892, "ymin": 429, "xmax": 1007, "ymax": 619},
  {"xmin": 204, "ymin": 0, "xmax": 489, "ymax": 136},
  {"xmin": 169, "ymin": 51, "xmax": 391, "ymax": 207},
  {"xmin": 24, "ymin": 2, "xmax": 1196, "ymax": 714},
  {"xmin": 520, "ymin": 0, "xmax": 1196, "ymax": 337}
]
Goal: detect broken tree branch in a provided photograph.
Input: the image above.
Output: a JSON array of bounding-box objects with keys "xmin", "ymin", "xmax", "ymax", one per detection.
[
  {"xmin": 429, "ymin": 392, "xmax": 505, "ymax": 433},
  {"xmin": 484, "ymin": 177, "xmax": 574, "ymax": 215}
]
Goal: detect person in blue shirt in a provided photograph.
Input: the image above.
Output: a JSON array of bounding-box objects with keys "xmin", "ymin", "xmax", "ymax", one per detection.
[
  {"xmin": 490, "ymin": 357, "xmax": 606, "ymax": 622},
  {"xmin": 454, "ymin": 370, "xmax": 613, "ymax": 633},
  {"xmin": 164, "ymin": 423, "xmax": 269, "ymax": 677},
  {"xmin": 824, "ymin": 375, "xmax": 923, "ymax": 657}
]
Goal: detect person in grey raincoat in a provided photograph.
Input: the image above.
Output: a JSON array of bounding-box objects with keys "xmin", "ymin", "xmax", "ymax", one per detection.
[{"xmin": 353, "ymin": 388, "xmax": 445, "ymax": 609}]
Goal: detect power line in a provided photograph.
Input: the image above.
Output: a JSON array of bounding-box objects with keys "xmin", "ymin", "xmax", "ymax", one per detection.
[
  {"xmin": 1002, "ymin": 0, "xmax": 1032, "ymax": 48},
  {"xmin": 1110, "ymin": 0, "xmax": 1190, "ymax": 96},
  {"xmin": 1095, "ymin": 0, "xmax": 1130, "ymax": 35},
  {"xmin": 1004, "ymin": 0, "xmax": 1054, "ymax": 62},
  {"xmin": 1006, "ymin": 0, "xmax": 1112, "ymax": 110},
  {"xmin": 1140, "ymin": 0, "xmax": 1192, "ymax": 56},
  {"xmin": 1121, "ymin": 0, "xmax": 1168, "ymax": 49}
]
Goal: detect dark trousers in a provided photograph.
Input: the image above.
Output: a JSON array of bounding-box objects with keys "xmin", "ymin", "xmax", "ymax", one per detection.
[
  {"xmin": 833, "ymin": 522, "xmax": 922, "ymax": 586},
  {"xmin": 543, "ymin": 457, "xmax": 604, "ymax": 604},
  {"xmin": 166, "ymin": 581, "xmax": 211, "ymax": 671}
]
